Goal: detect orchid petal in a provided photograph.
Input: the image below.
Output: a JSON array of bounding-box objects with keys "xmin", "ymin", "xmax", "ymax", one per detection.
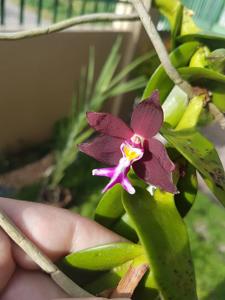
[
  {"xmin": 79, "ymin": 134, "xmax": 123, "ymax": 166},
  {"xmin": 130, "ymin": 90, "xmax": 163, "ymax": 139},
  {"xmin": 122, "ymin": 177, "xmax": 135, "ymax": 194},
  {"xmin": 87, "ymin": 112, "xmax": 133, "ymax": 139},
  {"xmin": 133, "ymin": 151, "xmax": 177, "ymax": 194},
  {"xmin": 148, "ymin": 138, "xmax": 175, "ymax": 172},
  {"xmin": 92, "ymin": 168, "xmax": 115, "ymax": 178}
]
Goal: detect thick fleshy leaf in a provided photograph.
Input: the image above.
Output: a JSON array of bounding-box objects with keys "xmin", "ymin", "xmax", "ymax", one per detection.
[
  {"xmin": 167, "ymin": 147, "xmax": 198, "ymax": 217},
  {"xmin": 210, "ymin": 83, "xmax": 225, "ymax": 113},
  {"xmin": 87, "ymin": 112, "xmax": 133, "ymax": 139},
  {"xmin": 142, "ymin": 41, "xmax": 200, "ymax": 101},
  {"xmin": 162, "ymin": 127, "xmax": 225, "ymax": 206},
  {"xmin": 131, "ymin": 91, "xmax": 163, "ymax": 139},
  {"xmin": 177, "ymin": 67, "xmax": 225, "ymax": 116},
  {"xmin": 162, "ymin": 85, "xmax": 189, "ymax": 128},
  {"xmin": 175, "ymin": 95, "xmax": 204, "ymax": 131},
  {"xmin": 94, "ymin": 184, "xmax": 124, "ymax": 228},
  {"xmin": 177, "ymin": 32, "xmax": 225, "ymax": 50},
  {"xmin": 84, "ymin": 261, "xmax": 131, "ymax": 294},
  {"xmin": 171, "ymin": 3, "xmax": 183, "ymax": 49},
  {"xmin": 122, "ymin": 188, "xmax": 198, "ymax": 300},
  {"xmin": 133, "ymin": 151, "xmax": 177, "ymax": 194},
  {"xmin": 178, "ymin": 67, "xmax": 225, "ymax": 84},
  {"xmin": 148, "ymin": 138, "xmax": 175, "ymax": 172},
  {"xmin": 79, "ymin": 134, "xmax": 122, "ymax": 166},
  {"xmin": 85, "ymin": 258, "xmax": 159, "ymax": 300},
  {"xmin": 134, "ymin": 271, "xmax": 159, "ymax": 300},
  {"xmin": 113, "ymin": 213, "xmax": 138, "ymax": 242},
  {"xmin": 175, "ymin": 159, "xmax": 198, "ymax": 217},
  {"xmin": 64, "ymin": 242, "xmax": 144, "ymax": 270}
]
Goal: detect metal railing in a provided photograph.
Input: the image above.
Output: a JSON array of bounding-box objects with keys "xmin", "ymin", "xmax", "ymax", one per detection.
[{"xmin": 0, "ymin": 0, "xmax": 131, "ymax": 27}]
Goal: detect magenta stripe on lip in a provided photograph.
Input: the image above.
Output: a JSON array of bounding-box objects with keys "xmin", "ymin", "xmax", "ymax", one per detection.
[{"xmin": 92, "ymin": 142, "xmax": 144, "ymax": 194}]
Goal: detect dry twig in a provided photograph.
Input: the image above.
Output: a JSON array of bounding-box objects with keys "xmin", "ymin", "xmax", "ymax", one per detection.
[
  {"xmin": 0, "ymin": 13, "xmax": 139, "ymax": 40},
  {"xmin": 110, "ymin": 262, "xmax": 149, "ymax": 298}
]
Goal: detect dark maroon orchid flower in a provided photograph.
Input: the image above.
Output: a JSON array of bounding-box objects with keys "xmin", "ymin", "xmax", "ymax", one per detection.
[{"xmin": 79, "ymin": 91, "xmax": 177, "ymax": 194}]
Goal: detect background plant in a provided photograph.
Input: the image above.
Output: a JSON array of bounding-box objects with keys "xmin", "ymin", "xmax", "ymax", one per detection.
[{"xmin": 48, "ymin": 37, "xmax": 152, "ymax": 188}]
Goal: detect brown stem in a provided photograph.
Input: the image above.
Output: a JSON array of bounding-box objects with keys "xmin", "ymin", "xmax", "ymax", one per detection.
[{"xmin": 110, "ymin": 262, "xmax": 149, "ymax": 298}]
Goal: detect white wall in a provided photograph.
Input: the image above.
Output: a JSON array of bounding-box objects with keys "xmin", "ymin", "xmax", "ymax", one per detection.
[{"xmin": 0, "ymin": 30, "xmax": 132, "ymax": 151}]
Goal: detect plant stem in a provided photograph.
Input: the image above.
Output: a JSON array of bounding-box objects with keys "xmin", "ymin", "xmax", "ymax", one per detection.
[
  {"xmin": 110, "ymin": 262, "xmax": 149, "ymax": 298},
  {"xmin": 0, "ymin": 208, "xmax": 91, "ymax": 298},
  {"xmin": 131, "ymin": 0, "xmax": 194, "ymax": 98},
  {"xmin": 209, "ymin": 103, "xmax": 225, "ymax": 129},
  {"xmin": 0, "ymin": 13, "xmax": 139, "ymax": 41}
]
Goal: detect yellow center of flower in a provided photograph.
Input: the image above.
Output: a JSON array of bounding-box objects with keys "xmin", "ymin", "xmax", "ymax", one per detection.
[{"xmin": 123, "ymin": 144, "xmax": 142, "ymax": 161}]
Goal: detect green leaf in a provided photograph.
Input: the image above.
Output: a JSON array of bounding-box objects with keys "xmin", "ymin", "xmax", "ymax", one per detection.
[
  {"xmin": 113, "ymin": 213, "xmax": 138, "ymax": 242},
  {"xmin": 167, "ymin": 147, "xmax": 198, "ymax": 217},
  {"xmin": 134, "ymin": 271, "xmax": 159, "ymax": 300},
  {"xmin": 162, "ymin": 85, "xmax": 188, "ymax": 128},
  {"xmin": 94, "ymin": 37, "xmax": 121, "ymax": 94},
  {"xmin": 206, "ymin": 48, "xmax": 225, "ymax": 74},
  {"xmin": 175, "ymin": 160, "xmax": 198, "ymax": 217},
  {"xmin": 122, "ymin": 188, "xmax": 197, "ymax": 300},
  {"xmin": 180, "ymin": 7, "xmax": 200, "ymax": 36},
  {"xmin": 84, "ymin": 261, "xmax": 131, "ymax": 294},
  {"xmin": 178, "ymin": 67, "xmax": 225, "ymax": 84},
  {"xmin": 86, "ymin": 256, "xmax": 159, "ymax": 300},
  {"xmin": 171, "ymin": 4, "xmax": 183, "ymax": 49},
  {"xmin": 177, "ymin": 32, "xmax": 225, "ymax": 50},
  {"xmin": 210, "ymin": 83, "xmax": 225, "ymax": 113},
  {"xmin": 189, "ymin": 46, "xmax": 211, "ymax": 68},
  {"xmin": 94, "ymin": 184, "xmax": 124, "ymax": 228},
  {"xmin": 175, "ymin": 95, "xmax": 204, "ymax": 130},
  {"xmin": 142, "ymin": 41, "xmax": 200, "ymax": 101},
  {"xmin": 106, "ymin": 76, "xmax": 146, "ymax": 98},
  {"xmin": 85, "ymin": 47, "xmax": 95, "ymax": 103},
  {"xmin": 64, "ymin": 242, "xmax": 144, "ymax": 270},
  {"xmin": 162, "ymin": 127, "xmax": 225, "ymax": 206},
  {"xmin": 153, "ymin": 0, "xmax": 181, "ymax": 30},
  {"xmin": 108, "ymin": 52, "xmax": 154, "ymax": 89}
]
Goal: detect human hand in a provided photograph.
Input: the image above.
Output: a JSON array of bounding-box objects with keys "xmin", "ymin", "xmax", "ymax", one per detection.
[{"xmin": 0, "ymin": 198, "xmax": 129, "ymax": 300}]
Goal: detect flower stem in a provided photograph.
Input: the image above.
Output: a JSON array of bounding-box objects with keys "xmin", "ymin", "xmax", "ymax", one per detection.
[
  {"xmin": 131, "ymin": 0, "xmax": 194, "ymax": 99},
  {"xmin": 209, "ymin": 103, "xmax": 225, "ymax": 130}
]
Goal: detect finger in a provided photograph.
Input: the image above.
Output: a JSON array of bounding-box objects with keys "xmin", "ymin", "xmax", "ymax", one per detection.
[
  {"xmin": 0, "ymin": 229, "xmax": 15, "ymax": 292},
  {"xmin": 1, "ymin": 269, "xmax": 68, "ymax": 300},
  {"xmin": 0, "ymin": 198, "xmax": 124, "ymax": 269}
]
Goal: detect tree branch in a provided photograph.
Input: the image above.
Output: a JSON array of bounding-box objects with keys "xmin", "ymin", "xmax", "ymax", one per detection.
[
  {"xmin": 0, "ymin": 13, "xmax": 139, "ymax": 40},
  {"xmin": 131, "ymin": 0, "xmax": 194, "ymax": 98},
  {"xmin": 0, "ymin": 208, "xmax": 92, "ymax": 298}
]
